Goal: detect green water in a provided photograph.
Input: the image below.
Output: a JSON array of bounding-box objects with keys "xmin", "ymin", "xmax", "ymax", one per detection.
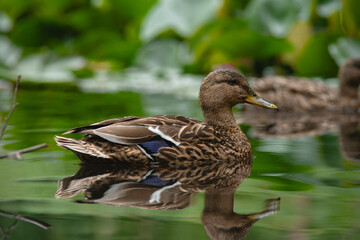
[{"xmin": 0, "ymin": 83, "xmax": 359, "ymax": 240}]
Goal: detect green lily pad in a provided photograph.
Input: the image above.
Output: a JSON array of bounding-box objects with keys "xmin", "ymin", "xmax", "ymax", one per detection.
[
  {"xmin": 140, "ymin": 0, "xmax": 222, "ymax": 42},
  {"xmin": 329, "ymin": 37, "xmax": 360, "ymax": 66}
]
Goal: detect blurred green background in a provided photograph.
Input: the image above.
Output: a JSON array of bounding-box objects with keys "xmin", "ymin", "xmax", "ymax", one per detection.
[
  {"xmin": 1, "ymin": 1, "xmax": 360, "ymax": 239},
  {"xmin": 0, "ymin": 0, "xmax": 359, "ymax": 86}
]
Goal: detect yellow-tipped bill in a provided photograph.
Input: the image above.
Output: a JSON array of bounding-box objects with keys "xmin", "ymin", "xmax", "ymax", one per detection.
[{"xmin": 245, "ymin": 93, "xmax": 278, "ymax": 109}]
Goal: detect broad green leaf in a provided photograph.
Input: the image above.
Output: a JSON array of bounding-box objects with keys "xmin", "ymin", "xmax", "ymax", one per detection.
[
  {"xmin": 210, "ymin": 28, "xmax": 292, "ymax": 59},
  {"xmin": 0, "ymin": 0, "xmax": 32, "ymax": 19},
  {"xmin": 0, "ymin": 11, "xmax": 12, "ymax": 32},
  {"xmin": 10, "ymin": 18, "xmax": 75, "ymax": 47},
  {"xmin": 73, "ymin": 30, "xmax": 141, "ymax": 65},
  {"xmin": 329, "ymin": 38, "xmax": 360, "ymax": 66},
  {"xmin": 190, "ymin": 19, "xmax": 292, "ymax": 71},
  {"xmin": 0, "ymin": 36, "xmax": 22, "ymax": 68},
  {"xmin": 244, "ymin": 0, "xmax": 312, "ymax": 37},
  {"xmin": 294, "ymin": 0, "xmax": 313, "ymax": 21},
  {"xmin": 102, "ymin": 0, "xmax": 157, "ymax": 20},
  {"xmin": 341, "ymin": 0, "xmax": 360, "ymax": 38},
  {"xmin": 316, "ymin": 0, "xmax": 342, "ymax": 17},
  {"xmin": 135, "ymin": 39, "xmax": 192, "ymax": 71},
  {"xmin": 140, "ymin": 0, "xmax": 222, "ymax": 42},
  {"xmin": 295, "ymin": 32, "xmax": 338, "ymax": 77}
]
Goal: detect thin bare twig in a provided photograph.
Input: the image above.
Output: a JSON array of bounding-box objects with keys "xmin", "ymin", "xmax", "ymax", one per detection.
[
  {"xmin": 6, "ymin": 219, "xmax": 19, "ymax": 233},
  {"xmin": 0, "ymin": 76, "xmax": 48, "ymax": 159},
  {"xmin": 0, "ymin": 143, "xmax": 48, "ymax": 160},
  {"xmin": 0, "ymin": 75, "xmax": 21, "ymax": 141},
  {"xmin": 0, "ymin": 210, "xmax": 51, "ymax": 230},
  {"xmin": 0, "ymin": 219, "xmax": 19, "ymax": 240},
  {"xmin": 0, "ymin": 225, "xmax": 5, "ymax": 239}
]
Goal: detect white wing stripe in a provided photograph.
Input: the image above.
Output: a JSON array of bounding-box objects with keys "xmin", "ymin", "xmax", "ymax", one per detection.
[
  {"xmin": 138, "ymin": 170, "xmax": 154, "ymax": 182},
  {"xmin": 137, "ymin": 145, "xmax": 154, "ymax": 160},
  {"xmin": 149, "ymin": 181, "xmax": 181, "ymax": 203},
  {"xmin": 148, "ymin": 126, "xmax": 180, "ymax": 146}
]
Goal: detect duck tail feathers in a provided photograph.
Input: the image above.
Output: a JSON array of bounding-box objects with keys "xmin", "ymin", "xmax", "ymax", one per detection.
[{"xmin": 55, "ymin": 136, "xmax": 111, "ymax": 159}]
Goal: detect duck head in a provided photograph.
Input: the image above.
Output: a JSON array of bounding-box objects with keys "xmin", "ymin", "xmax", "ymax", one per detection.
[
  {"xmin": 200, "ymin": 69, "xmax": 277, "ymax": 109},
  {"xmin": 339, "ymin": 58, "xmax": 360, "ymax": 105},
  {"xmin": 199, "ymin": 69, "xmax": 277, "ymax": 126}
]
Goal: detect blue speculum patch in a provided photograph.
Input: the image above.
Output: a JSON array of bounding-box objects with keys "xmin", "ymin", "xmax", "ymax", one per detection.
[
  {"xmin": 139, "ymin": 140, "xmax": 172, "ymax": 154},
  {"xmin": 140, "ymin": 175, "xmax": 172, "ymax": 187}
]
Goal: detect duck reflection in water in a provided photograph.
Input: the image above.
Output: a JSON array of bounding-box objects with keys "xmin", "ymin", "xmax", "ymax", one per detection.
[
  {"xmin": 238, "ymin": 107, "xmax": 360, "ymax": 163},
  {"xmin": 237, "ymin": 58, "xmax": 360, "ymax": 162},
  {"xmin": 56, "ymin": 160, "xmax": 280, "ymax": 240},
  {"xmin": 339, "ymin": 116, "xmax": 360, "ymax": 162}
]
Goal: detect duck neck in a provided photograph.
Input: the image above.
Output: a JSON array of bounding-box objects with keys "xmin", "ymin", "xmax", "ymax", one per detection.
[
  {"xmin": 339, "ymin": 67, "xmax": 360, "ymax": 105},
  {"xmin": 339, "ymin": 79, "xmax": 359, "ymax": 101},
  {"xmin": 201, "ymin": 103, "xmax": 238, "ymax": 128},
  {"xmin": 203, "ymin": 188, "xmax": 235, "ymax": 214}
]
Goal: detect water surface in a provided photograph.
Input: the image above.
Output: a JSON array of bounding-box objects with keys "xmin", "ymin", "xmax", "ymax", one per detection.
[{"xmin": 0, "ymin": 83, "xmax": 359, "ymax": 240}]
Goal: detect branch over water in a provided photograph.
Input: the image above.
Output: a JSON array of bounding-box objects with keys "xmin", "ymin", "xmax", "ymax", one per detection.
[
  {"xmin": 0, "ymin": 209, "xmax": 52, "ymax": 230},
  {"xmin": 0, "ymin": 75, "xmax": 48, "ymax": 159},
  {"xmin": 0, "ymin": 143, "xmax": 48, "ymax": 160},
  {"xmin": 0, "ymin": 75, "xmax": 20, "ymax": 141}
]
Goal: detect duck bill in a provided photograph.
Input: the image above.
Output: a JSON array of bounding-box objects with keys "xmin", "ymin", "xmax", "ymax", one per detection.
[{"xmin": 245, "ymin": 93, "xmax": 278, "ymax": 109}]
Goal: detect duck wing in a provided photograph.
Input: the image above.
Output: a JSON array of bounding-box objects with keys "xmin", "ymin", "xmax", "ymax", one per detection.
[
  {"xmin": 63, "ymin": 115, "xmax": 204, "ymax": 146},
  {"xmin": 63, "ymin": 116, "xmax": 141, "ymax": 134}
]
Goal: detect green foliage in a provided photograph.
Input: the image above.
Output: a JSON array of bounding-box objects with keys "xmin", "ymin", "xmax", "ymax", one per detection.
[
  {"xmin": 190, "ymin": 19, "xmax": 293, "ymax": 72},
  {"xmin": 341, "ymin": 0, "xmax": 360, "ymax": 38},
  {"xmin": 135, "ymin": 39, "xmax": 192, "ymax": 70},
  {"xmin": 295, "ymin": 32, "xmax": 338, "ymax": 77},
  {"xmin": 244, "ymin": 0, "xmax": 311, "ymax": 37},
  {"xmin": 0, "ymin": 0, "xmax": 359, "ymax": 81},
  {"xmin": 329, "ymin": 37, "xmax": 360, "ymax": 65},
  {"xmin": 140, "ymin": 0, "xmax": 222, "ymax": 41},
  {"xmin": 11, "ymin": 18, "xmax": 75, "ymax": 47},
  {"xmin": 0, "ymin": 0, "xmax": 156, "ymax": 72}
]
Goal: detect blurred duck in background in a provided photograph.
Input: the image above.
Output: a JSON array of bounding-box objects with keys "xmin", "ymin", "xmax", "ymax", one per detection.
[
  {"xmin": 236, "ymin": 58, "xmax": 360, "ymax": 163},
  {"xmin": 246, "ymin": 58, "xmax": 360, "ymax": 112}
]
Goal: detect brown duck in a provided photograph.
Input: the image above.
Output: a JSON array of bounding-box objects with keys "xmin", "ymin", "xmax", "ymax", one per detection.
[
  {"xmin": 247, "ymin": 58, "xmax": 360, "ymax": 112},
  {"xmin": 55, "ymin": 69, "xmax": 277, "ymax": 164}
]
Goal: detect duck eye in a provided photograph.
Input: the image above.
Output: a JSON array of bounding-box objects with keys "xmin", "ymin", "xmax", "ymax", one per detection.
[{"xmin": 227, "ymin": 80, "xmax": 238, "ymax": 86}]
